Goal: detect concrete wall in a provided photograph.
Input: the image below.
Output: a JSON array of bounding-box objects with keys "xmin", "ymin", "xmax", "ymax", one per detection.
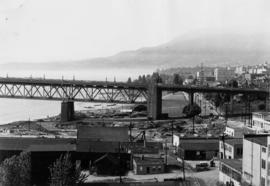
[{"xmin": 242, "ymin": 138, "xmax": 263, "ymax": 186}]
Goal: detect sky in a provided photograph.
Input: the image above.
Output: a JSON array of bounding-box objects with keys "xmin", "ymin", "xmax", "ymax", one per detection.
[{"xmin": 0, "ymin": 0, "xmax": 270, "ymax": 63}]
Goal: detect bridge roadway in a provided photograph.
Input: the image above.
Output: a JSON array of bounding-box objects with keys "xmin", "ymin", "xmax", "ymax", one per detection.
[
  {"xmin": 0, "ymin": 77, "xmax": 268, "ymax": 120},
  {"xmin": 0, "ymin": 77, "xmax": 268, "ymax": 103}
]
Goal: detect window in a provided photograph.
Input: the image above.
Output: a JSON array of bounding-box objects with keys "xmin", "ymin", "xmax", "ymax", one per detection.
[
  {"xmin": 262, "ymin": 159, "xmax": 266, "ymax": 169},
  {"xmin": 232, "ymin": 170, "xmax": 241, "ymax": 182},
  {"xmin": 262, "ymin": 147, "xmax": 266, "ymax": 153},
  {"xmin": 261, "ymin": 177, "xmax": 265, "ymax": 186}
]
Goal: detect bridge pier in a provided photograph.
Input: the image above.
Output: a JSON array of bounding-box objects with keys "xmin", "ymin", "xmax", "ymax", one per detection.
[
  {"xmin": 230, "ymin": 94, "xmax": 234, "ymax": 114},
  {"xmin": 61, "ymin": 100, "xmax": 74, "ymax": 122},
  {"xmin": 148, "ymin": 84, "xmax": 162, "ymax": 120},
  {"xmin": 189, "ymin": 92, "xmax": 194, "ymax": 105}
]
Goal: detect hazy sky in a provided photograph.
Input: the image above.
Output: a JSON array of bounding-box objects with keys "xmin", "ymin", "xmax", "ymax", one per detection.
[{"xmin": 0, "ymin": 0, "xmax": 270, "ymax": 63}]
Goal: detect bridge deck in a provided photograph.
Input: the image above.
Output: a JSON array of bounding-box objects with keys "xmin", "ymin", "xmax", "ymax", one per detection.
[{"xmin": 0, "ymin": 77, "xmax": 267, "ymax": 104}]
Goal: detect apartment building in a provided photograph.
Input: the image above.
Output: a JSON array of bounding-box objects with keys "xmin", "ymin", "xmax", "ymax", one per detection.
[
  {"xmin": 219, "ymin": 138, "xmax": 243, "ymax": 159},
  {"xmin": 251, "ymin": 112, "xmax": 270, "ymax": 132},
  {"xmin": 214, "ymin": 67, "xmax": 235, "ymax": 82}
]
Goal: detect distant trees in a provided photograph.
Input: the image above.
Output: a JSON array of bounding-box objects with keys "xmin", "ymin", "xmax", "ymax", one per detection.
[
  {"xmin": 152, "ymin": 72, "xmax": 163, "ymax": 83},
  {"xmin": 0, "ymin": 152, "xmax": 31, "ymax": 186},
  {"xmin": 49, "ymin": 153, "xmax": 86, "ymax": 186},
  {"xmin": 127, "ymin": 77, "xmax": 132, "ymax": 83},
  {"xmin": 173, "ymin": 73, "xmax": 183, "ymax": 85},
  {"xmin": 227, "ymin": 79, "xmax": 238, "ymax": 88}
]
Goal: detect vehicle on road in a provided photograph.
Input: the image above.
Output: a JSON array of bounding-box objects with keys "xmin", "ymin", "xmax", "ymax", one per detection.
[{"xmin": 195, "ymin": 162, "xmax": 209, "ymax": 171}]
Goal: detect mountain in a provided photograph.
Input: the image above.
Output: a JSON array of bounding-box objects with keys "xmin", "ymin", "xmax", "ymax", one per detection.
[{"xmin": 2, "ymin": 32, "xmax": 270, "ymax": 70}]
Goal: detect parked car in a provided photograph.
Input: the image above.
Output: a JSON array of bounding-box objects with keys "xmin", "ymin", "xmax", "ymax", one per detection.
[{"xmin": 195, "ymin": 162, "xmax": 209, "ymax": 171}]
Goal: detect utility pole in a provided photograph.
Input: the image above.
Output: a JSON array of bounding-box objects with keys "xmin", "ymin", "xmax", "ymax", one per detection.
[
  {"xmin": 171, "ymin": 120, "xmax": 174, "ymax": 144},
  {"xmin": 165, "ymin": 140, "xmax": 168, "ymax": 166},
  {"xmin": 129, "ymin": 121, "xmax": 132, "ymax": 142},
  {"xmin": 118, "ymin": 142, "xmax": 122, "ymax": 183},
  {"xmin": 225, "ymin": 103, "xmax": 228, "ymax": 125},
  {"xmin": 182, "ymin": 153, "xmax": 185, "ymax": 180}
]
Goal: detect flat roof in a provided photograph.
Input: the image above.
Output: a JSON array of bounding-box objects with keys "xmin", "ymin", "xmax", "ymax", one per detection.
[
  {"xmin": 220, "ymin": 159, "xmax": 242, "ymax": 172},
  {"xmin": 224, "ymin": 138, "xmax": 243, "ymax": 146},
  {"xmin": 244, "ymin": 134, "xmax": 269, "ymax": 147},
  {"xmin": 179, "ymin": 138, "xmax": 219, "ymax": 151},
  {"xmin": 77, "ymin": 126, "xmax": 129, "ymax": 142},
  {"xmin": 0, "ymin": 137, "xmax": 76, "ymax": 151},
  {"xmin": 26, "ymin": 144, "xmax": 76, "ymax": 152},
  {"xmin": 133, "ymin": 156, "xmax": 164, "ymax": 165}
]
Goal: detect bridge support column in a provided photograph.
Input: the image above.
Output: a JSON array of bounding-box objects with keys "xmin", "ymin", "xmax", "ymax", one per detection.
[
  {"xmin": 230, "ymin": 94, "xmax": 234, "ymax": 114},
  {"xmin": 148, "ymin": 84, "xmax": 162, "ymax": 120},
  {"xmin": 189, "ymin": 92, "xmax": 194, "ymax": 105},
  {"xmin": 61, "ymin": 100, "xmax": 74, "ymax": 122}
]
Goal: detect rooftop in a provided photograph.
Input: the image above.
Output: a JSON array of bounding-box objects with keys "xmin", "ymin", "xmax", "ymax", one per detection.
[
  {"xmin": 220, "ymin": 159, "xmax": 242, "ymax": 172},
  {"xmin": 77, "ymin": 126, "xmax": 129, "ymax": 142},
  {"xmin": 133, "ymin": 156, "xmax": 164, "ymax": 165},
  {"xmin": 244, "ymin": 134, "xmax": 269, "ymax": 147},
  {"xmin": 179, "ymin": 138, "xmax": 219, "ymax": 151},
  {"xmin": 0, "ymin": 137, "xmax": 76, "ymax": 151},
  {"xmin": 26, "ymin": 144, "xmax": 76, "ymax": 152},
  {"xmin": 224, "ymin": 138, "xmax": 243, "ymax": 146}
]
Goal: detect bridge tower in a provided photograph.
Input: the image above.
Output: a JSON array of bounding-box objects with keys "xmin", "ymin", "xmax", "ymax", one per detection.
[
  {"xmin": 147, "ymin": 83, "xmax": 162, "ymax": 120},
  {"xmin": 61, "ymin": 100, "xmax": 74, "ymax": 122}
]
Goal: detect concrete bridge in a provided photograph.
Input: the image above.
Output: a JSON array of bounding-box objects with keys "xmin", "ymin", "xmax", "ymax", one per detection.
[{"xmin": 0, "ymin": 77, "xmax": 268, "ymax": 121}]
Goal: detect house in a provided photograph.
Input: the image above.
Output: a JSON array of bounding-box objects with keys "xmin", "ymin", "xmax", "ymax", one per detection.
[
  {"xmin": 242, "ymin": 134, "xmax": 270, "ymax": 186},
  {"xmin": 219, "ymin": 138, "xmax": 243, "ymax": 159},
  {"xmin": 224, "ymin": 125, "xmax": 244, "ymax": 138},
  {"xmin": 219, "ymin": 159, "xmax": 242, "ymax": 186},
  {"xmin": 178, "ymin": 137, "xmax": 219, "ymax": 160},
  {"xmin": 133, "ymin": 155, "xmax": 165, "ymax": 175}
]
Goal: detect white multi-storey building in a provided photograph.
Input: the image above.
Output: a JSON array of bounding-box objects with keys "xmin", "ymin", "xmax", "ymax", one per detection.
[{"xmin": 242, "ymin": 134, "xmax": 270, "ymax": 186}]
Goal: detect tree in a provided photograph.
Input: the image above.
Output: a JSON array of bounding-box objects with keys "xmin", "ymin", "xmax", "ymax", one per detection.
[
  {"xmin": 183, "ymin": 103, "xmax": 202, "ymax": 134},
  {"xmin": 152, "ymin": 72, "xmax": 162, "ymax": 84},
  {"xmin": 173, "ymin": 74, "xmax": 183, "ymax": 85},
  {"xmin": 228, "ymin": 79, "xmax": 238, "ymax": 88},
  {"xmin": 0, "ymin": 152, "xmax": 31, "ymax": 186},
  {"xmin": 183, "ymin": 103, "xmax": 201, "ymax": 117},
  {"xmin": 49, "ymin": 153, "xmax": 86, "ymax": 186}
]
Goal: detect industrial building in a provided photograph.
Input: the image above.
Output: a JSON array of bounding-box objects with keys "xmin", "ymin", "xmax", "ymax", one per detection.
[{"xmin": 178, "ymin": 137, "xmax": 219, "ymax": 160}]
